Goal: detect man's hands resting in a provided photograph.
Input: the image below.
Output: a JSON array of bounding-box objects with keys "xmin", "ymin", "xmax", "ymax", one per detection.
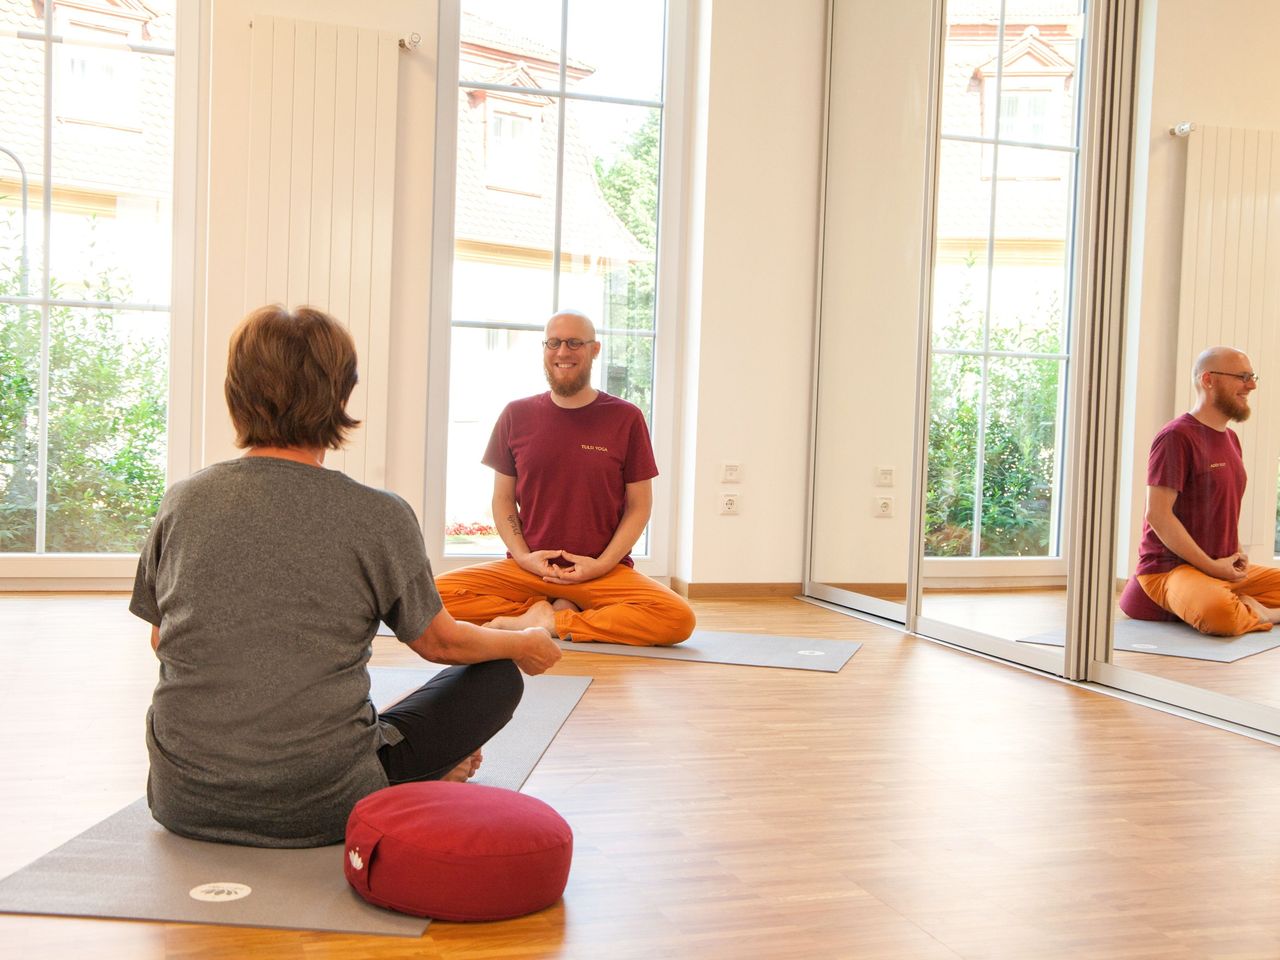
[
  {"xmin": 513, "ymin": 549, "xmax": 571, "ymax": 579},
  {"xmin": 1203, "ymin": 551, "xmax": 1249, "ymax": 582},
  {"xmin": 513, "ymin": 549, "xmax": 614, "ymax": 585}
]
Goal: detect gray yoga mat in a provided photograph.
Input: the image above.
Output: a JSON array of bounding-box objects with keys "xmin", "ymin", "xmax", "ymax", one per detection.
[
  {"xmin": 0, "ymin": 666, "xmax": 591, "ymax": 936},
  {"xmin": 557, "ymin": 630, "xmax": 860, "ymax": 672},
  {"xmin": 377, "ymin": 623, "xmax": 859, "ymax": 672},
  {"xmin": 1019, "ymin": 617, "xmax": 1280, "ymax": 662}
]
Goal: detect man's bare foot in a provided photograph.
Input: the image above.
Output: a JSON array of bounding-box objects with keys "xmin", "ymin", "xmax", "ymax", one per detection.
[
  {"xmin": 1241, "ymin": 595, "xmax": 1280, "ymax": 624},
  {"xmin": 441, "ymin": 749, "xmax": 483, "ymax": 783},
  {"xmin": 551, "ymin": 598, "xmax": 580, "ymax": 614},
  {"xmin": 485, "ymin": 599, "xmax": 558, "ymax": 635}
]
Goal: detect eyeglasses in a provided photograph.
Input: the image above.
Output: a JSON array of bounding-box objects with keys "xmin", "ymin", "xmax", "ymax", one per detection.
[
  {"xmin": 1209, "ymin": 371, "xmax": 1260, "ymax": 384},
  {"xmin": 542, "ymin": 337, "xmax": 596, "ymax": 351}
]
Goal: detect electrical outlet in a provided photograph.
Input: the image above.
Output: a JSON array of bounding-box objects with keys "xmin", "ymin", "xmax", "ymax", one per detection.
[
  {"xmin": 720, "ymin": 492, "xmax": 741, "ymax": 515},
  {"xmin": 873, "ymin": 496, "xmax": 894, "ymax": 518},
  {"xmin": 721, "ymin": 462, "xmax": 742, "ymax": 483},
  {"xmin": 875, "ymin": 466, "xmax": 894, "ymax": 487}
]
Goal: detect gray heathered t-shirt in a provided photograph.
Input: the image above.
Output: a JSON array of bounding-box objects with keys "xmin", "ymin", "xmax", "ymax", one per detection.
[{"xmin": 129, "ymin": 456, "xmax": 442, "ymax": 847}]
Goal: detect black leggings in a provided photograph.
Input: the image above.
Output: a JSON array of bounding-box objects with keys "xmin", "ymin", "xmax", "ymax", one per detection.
[{"xmin": 377, "ymin": 660, "xmax": 523, "ymax": 784}]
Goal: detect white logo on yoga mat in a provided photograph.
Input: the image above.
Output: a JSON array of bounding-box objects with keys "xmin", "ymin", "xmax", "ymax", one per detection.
[
  {"xmin": 1131, "ymin": 643, "xmax": 1158, "ymax": 650},
  {"xmin": 798, "ymin": 650, "xmax": 825, "ymax": 656},
  {"xmin": 189, "ymin": 882, "xmax": 252, "ymax": 902}
]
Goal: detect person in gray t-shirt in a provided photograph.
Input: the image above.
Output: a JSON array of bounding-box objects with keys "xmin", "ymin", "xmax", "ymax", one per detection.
[{"xmin": 130, "ymin": 305, "xmax": 561, "ymax": 848}]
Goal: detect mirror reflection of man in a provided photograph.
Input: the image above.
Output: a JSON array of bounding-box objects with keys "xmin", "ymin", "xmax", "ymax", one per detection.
[
  {"xmin": 436, "ymin": 309, "xmax": 696, "ymax": 647},
  {"xmin": 1121, "ymin": 345, "xmax": 1280, "ymax": 634}
]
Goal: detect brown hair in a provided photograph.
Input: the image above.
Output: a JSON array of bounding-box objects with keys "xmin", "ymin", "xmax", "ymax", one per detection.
[{"xmin": 224, "ymin": 305, "xmax": 361, "ymax": 449}]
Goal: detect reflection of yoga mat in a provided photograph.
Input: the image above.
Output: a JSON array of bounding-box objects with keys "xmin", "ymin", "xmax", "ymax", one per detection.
[
  {"xmin": 557, "ymin": 630, "xmax": 860, "ymax": 672},
  {"xmin": 1019, "ymin": 617, "xmax": 1280, "ymax": 662},
  {"xmin": 0, "ymin": 667, "xmax": 590, "ymax": 936}
]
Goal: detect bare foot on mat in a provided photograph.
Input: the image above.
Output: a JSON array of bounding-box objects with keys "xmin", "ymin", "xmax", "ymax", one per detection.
[
  {"xmin": 442, "ymin": 750, "xmax": 483, "ymax": 783},
  {"xmin": 1240, "ymin": 595, "xmax": 1280, "ymax": 625},
  {"xmin": 486, "ymin": 600, "xmax": 558, "ymax": 635}
]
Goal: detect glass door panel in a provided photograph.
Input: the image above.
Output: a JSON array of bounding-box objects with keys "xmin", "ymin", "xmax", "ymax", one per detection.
[{"xmin": 916, "ymin": 0, "xmax": 1085, "ymax": 669}]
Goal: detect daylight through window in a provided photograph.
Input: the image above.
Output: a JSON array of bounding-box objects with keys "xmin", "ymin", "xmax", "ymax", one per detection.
[
  {"xmin": 0, "ymin": 1, "xmax": 175, "ymax": 555},
  {"xmin": 444, "ymin": 0, "xmax": 667, "ymax": 556},
  {"xmin": 926, "ymin": 1, "xmax": 1085, "ymax": 559}
]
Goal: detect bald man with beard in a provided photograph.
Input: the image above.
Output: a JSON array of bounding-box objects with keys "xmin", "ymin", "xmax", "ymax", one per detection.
[
  {"xmin": 1120, "ymin": 345, "xmax": 1280, "ymax": 635},
  {"xmin": 436, "ymin": 310, "xmax": 696, "ymax": 647}
]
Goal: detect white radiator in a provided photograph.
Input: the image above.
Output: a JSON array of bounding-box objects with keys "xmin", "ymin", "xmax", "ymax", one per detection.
[
  {"xmin": 1175, "ymin": 124, "xmax": 1280, "ymax": 555},
  {"xmin": 241, "ymin": 16, "xmax": 399, "ymax": 485}
]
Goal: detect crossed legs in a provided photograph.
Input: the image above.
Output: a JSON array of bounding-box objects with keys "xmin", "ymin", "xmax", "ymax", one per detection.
[
  {"xmin": 378, "ymin": 659, "xmax": 523, "ymax": 784},
  {"xmin": 1138, "ymin": 563, "xmax": 1280, "ymax": 636},
  {"xmin": 436, "ymin": 559, "xmax": 696, "ymax": 646}
]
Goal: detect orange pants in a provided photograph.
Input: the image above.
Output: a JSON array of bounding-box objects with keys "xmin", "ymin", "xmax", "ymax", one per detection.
[
  {"xmin": 1138, "ymin": 563, "xmax": 1280, "ymax": 636},
  {"xmin": 436, "ymin": 559, "xmax": 696, "ymax": 647}
]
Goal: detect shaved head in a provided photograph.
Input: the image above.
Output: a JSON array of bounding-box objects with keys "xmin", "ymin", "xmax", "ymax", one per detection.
[
  {"xmin": 1192, "ymin": 346, "xmax": 1248, "ymax": 382},
  {"xmin": 545, "ymin": 309, "xmax": 596, "ymax": 340}
]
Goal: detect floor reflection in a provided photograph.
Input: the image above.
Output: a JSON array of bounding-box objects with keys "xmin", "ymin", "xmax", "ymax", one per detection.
[{"xmin": 920, "ymin": 588, "xmax": 1280, "ymax": 710}]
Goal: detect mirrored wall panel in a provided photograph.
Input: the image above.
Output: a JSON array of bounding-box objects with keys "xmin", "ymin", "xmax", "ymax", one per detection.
[{"xmin": 1104, "ymin": 0, "xmax": 1280, "ymax": 734}]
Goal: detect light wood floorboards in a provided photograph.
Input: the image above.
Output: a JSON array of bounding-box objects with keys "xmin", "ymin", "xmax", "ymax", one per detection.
[{"xmin": 1, "ymin": 595, "xmax": 1278, "ymax": 959}]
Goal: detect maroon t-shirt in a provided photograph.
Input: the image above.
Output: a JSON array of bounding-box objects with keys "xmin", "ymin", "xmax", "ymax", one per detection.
[
  {"xmin": 483, "ymin": 392, "xmax": 658, "ymax": 567},
  {"xmin": 1135, "ymin": 413, "xmax": 1246, "ymax": 576}
]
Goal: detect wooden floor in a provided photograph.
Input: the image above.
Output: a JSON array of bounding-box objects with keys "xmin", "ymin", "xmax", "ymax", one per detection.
[{"xmin": 2, "ymin": 594, "xmax": 1280, "ymax": 959}]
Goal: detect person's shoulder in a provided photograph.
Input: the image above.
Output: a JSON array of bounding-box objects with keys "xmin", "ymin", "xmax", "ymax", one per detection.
[
  {"xmin": 1154, "ymin": 413, "xmax": 1199, "ymax": 442},
  {"xmin": 498, "ymin": 392, "xmax": 552, "ymax": 423},
  {"xmin": 160, "ymin": 459, "xmax": 237, "ymax": 503},
  {"xmin": 595, "ymin": 392, "xmax": 646, "ymax": 421},
  {"xmin": 508, "ymin": 392, "xmax": 551, "ymax": 412},
  {"xmin": 329, "ymin": 473, "xmax": 419, "ymax": 520}
]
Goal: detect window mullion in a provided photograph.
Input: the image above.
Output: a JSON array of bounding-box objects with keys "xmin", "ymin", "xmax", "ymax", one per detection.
[
  {"xmin": 550, "ymin": 0, "xmax": 570, "ymax": 312},
  {"xmin": 459, "ymin": 80, "xmax": 662, "ymax": 111},
  {"xmin": 35, "ymin": 1, "xmax": 55, "ymax": 554},
  {"xmin": 971, "ymin": 0, "xmax": 1007, "ymax": 559}
]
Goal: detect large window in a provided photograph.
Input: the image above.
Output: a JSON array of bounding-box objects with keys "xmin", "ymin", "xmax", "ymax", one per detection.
[
  {"xmin": 0, "ymin": 1, "xmax": 174, "ymax": 555},
  {"xmin": 440, "ymin": 0, "xmax": 668, "ymax": 557},
  {"xmin": 926, "ymin": 1, "xmax": 1085, "ymax": 559}
]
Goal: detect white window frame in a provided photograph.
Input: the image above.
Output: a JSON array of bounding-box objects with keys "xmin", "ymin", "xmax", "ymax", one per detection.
[
  {"xmin": 425, "ymin": 0, "xmax": 687, "ymax": 580},
  {"xmin": 0, "ymin": 0, "xmax": 205, "ymax": 588}
]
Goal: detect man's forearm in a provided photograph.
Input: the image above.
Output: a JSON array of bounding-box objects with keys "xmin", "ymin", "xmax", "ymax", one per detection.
[
  {"xmin": 410, "ymin": 609, "xmax": 526, "ymax": 664},
  {"xmin": 493, "ymin": 495, "xmax": 534, "ymax": 557},
  {"xmin": 1149, "ymin": 513, "xmax": 1220, "ymax": 573},
  {"xmin": 595, "ymin": 502, "xmax": 650, "ymax": 569}
]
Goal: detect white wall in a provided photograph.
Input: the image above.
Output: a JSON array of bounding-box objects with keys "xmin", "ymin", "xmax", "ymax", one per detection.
[
  {"xmin": 673, "ymin": 0, "xmax": 827, "ymax": 585},
  {"xmin": 1119, "ymin": 0, "xmax": 1280, "ymax": 574}
]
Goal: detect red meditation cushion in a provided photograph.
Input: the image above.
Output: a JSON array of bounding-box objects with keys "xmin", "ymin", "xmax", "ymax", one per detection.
[
  {"xmin": 1118, "ymin": 576, "xmax": 1178, "ymax": 622},
  {"xmin": 343, "ymin": 781, "xmax": 573, "ymax": 922}
]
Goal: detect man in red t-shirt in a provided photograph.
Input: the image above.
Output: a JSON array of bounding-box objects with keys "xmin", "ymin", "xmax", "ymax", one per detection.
[
  {"xmin": 1119, "ymin": 345, "xmax": 1280, "ymax": 635},
  {"xmin": 435, "ymin": 310, "xmax": 696, "ymax": 646}
]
